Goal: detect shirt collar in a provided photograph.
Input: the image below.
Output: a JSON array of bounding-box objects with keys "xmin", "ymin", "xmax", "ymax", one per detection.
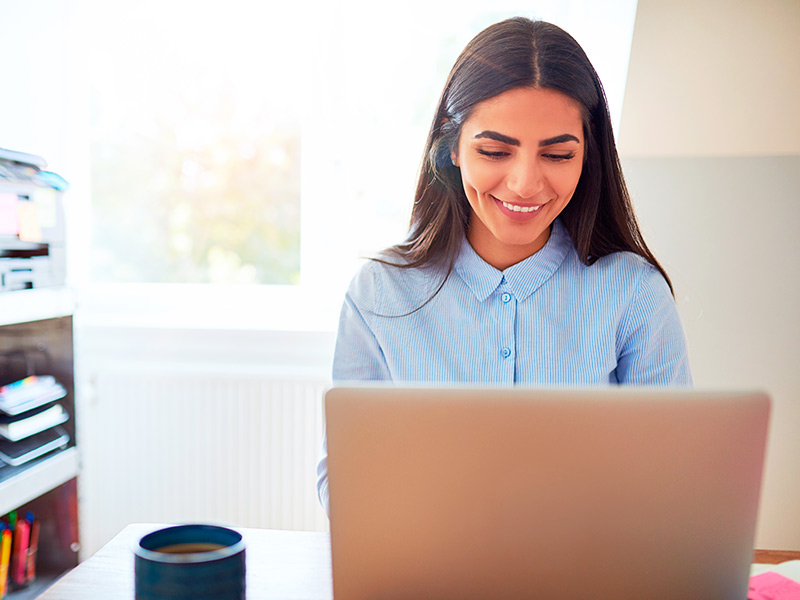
[{"xmin": 454, "ymin": 218, "xmax": 572, "ymax": 302}]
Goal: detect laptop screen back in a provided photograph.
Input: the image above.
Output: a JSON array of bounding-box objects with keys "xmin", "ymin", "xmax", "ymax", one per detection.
[{"xmin": 325, "ymin": 386, "xmax": 770, "ymax": 600}]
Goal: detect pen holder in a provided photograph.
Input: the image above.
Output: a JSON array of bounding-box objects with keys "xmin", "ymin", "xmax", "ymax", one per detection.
[{"xmin": 134, "ymin": 524, "xmax": 245, "ymax": 600}]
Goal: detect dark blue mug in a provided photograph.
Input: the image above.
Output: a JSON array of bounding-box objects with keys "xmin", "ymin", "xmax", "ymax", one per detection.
[{"xmin": 135, "ymin": 524, "xmax": 246, "ymax": 600}]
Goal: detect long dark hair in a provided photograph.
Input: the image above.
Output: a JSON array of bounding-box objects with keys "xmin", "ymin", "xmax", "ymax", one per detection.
[{"xmin": 382, "ymin": 17, "xmax": 673, "ymax": 293}]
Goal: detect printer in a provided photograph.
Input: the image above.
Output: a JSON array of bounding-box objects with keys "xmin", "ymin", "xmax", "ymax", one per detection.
[{"xmin": 0, "ymin": 148, "xmax": 68, "ymax": 292}]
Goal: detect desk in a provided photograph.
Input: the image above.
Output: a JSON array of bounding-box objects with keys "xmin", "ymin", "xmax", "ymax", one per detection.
[
  {"xmin": 754, "ymin": 549, "xmax": 800, "ymax": 564},
  {"xmin": 34, "ymin": 524, "xmax": 800, "ymax": 599},
  {"xmin": 36, "ymin": 524, "xmax": 333, "ymax": 600}
]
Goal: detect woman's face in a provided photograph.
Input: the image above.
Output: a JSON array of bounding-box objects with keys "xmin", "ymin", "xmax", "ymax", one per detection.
[{"xmin": 454, "ymin": 86, "xmax": 585, "ymax": 270}]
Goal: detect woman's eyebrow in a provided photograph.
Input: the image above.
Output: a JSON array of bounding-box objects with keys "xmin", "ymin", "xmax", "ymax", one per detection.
[
  {"xmin": 473, "ymin": 131, "xmax": 580, "ymax": 146},
  {"xmin": 539, "ymin": 133, "xmax": 580, "ymax": 146},
  {"xmin": 474, "ymin": 130, "xmax": 520, "ymax": 145}
]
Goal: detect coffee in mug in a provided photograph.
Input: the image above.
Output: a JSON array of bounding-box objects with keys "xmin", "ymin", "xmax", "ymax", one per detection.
[{"xmin": 135, "ymin": 524, "xmax": 245, "ymax": 600}]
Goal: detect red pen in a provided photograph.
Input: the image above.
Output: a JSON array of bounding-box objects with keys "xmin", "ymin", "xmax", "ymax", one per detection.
[{"xmin": 10, "ymin": 514, "xmax": 30, "ymax": 586}]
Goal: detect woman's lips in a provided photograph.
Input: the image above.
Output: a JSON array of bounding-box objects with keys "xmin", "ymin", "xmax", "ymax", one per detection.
[
  {"xmin": 500, "ymin": 200, "xmax": 541, "ymax": 213},
  {"xmin": 491, "ymin": 195, "xmax": 546, "ymax": 220}
]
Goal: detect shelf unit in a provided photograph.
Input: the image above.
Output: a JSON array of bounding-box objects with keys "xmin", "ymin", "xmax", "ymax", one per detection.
[
  {"xmin": 1, "ymin": 291, "xmax": 80, "ymax": 595},
  {"xmin": 0, "ymin": 447, "xmax": 79, "ymax": 517},
  {"xmin": 0, "ymin": 288, "xmax": 75, "ymax": 329}
]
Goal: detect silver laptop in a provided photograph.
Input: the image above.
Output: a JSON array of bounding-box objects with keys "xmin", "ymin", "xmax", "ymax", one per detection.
[{"xmin": 325, "ymin": 385, "xmax": 770, "ymax": 600}]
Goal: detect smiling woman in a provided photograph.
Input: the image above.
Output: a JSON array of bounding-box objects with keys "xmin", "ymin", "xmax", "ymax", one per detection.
[
  {"xmin": 454, "ymin": 87, "xmax": 585, "ymax": 269},
  {"xmin": 317, "ymin": 17, "xmax": 693, "ymax": 516}
]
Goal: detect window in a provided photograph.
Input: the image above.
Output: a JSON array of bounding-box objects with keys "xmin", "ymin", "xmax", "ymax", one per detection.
[
  {"xmin": 75, "ymin": 0, "xmax": 638, "ymax": 330},
  {"xmin": 88, "ymin": 1, "xmax": 303, "ymax": 285}
]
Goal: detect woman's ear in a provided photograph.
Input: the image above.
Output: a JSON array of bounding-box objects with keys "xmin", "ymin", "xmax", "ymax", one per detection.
[{"xmin": 450, "ymin": 151, "xmax": 459, "ymax": 167}]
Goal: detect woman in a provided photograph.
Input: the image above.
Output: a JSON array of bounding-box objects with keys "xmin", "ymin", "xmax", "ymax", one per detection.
[{"xmin": 317, "ymin": 17, "xmax": 691, "ymax": 514}]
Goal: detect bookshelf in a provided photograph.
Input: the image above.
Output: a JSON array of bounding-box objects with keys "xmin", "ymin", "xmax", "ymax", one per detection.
[
  {"xmin": 0, "ymin": 301, "xmax": 80, "ymax": 596},
  {"xmin": 0, "ymin": 446, "xmax": 79, "ymax": 517},
  {"xmin": 1, "ymin": 148, "xmax": 78, "ymax": 594}
]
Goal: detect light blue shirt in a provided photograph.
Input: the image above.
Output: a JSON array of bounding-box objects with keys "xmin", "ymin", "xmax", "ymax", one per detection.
[{"xmin": 317, "ymin": 219, "xmax": 692, "ymax": 512}]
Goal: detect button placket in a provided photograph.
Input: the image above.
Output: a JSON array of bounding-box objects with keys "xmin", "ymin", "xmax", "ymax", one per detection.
[{"xmin": 497, "ymin": 286, "xmax": 515, "ymax": 370}]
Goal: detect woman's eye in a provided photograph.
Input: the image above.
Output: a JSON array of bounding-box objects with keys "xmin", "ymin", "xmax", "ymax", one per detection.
[
  {"xmin": 477, "ymin": 149, "xmax": 509, "ymax": 158},
  {"xmin": 543, "ymin": 152, "xmax": 576, "ymax": 162}
]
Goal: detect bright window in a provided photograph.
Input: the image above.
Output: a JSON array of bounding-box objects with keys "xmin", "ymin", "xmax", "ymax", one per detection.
[
  {"xmin": 75, "ymin": 0, "xmax": 638, "ymax": 330},
  {"xmin": 88, "ymin": 1, "xmax": 303, "ymax": 285}
]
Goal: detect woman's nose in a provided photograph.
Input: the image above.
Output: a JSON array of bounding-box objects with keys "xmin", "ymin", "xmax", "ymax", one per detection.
[{"xmin": 506, "ymin": 157, "xmax": 545, "ymax": 199}]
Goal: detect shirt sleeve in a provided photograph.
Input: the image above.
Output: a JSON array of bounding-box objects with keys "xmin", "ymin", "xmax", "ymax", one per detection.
[
  {"xmin": 317, "ymin": 264, "xmax": 392, "ymax": 516},
  {"xmin": 331, "ymin": 292, "xmax": 392, "ymax": 382},
  {"xmin": 615, "ymin": 266, "xmax": 693, "ymax": 387}
]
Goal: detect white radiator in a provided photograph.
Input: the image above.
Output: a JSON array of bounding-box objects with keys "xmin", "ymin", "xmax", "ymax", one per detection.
[{"xmin": 78, "ymin": 369, "xmax": 330, "ymax": 557}]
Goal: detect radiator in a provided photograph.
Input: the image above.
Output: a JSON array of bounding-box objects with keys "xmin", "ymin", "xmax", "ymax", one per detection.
[{"xmin": 78, "ymin": 370, "xmax": 330, "ymax": 557}]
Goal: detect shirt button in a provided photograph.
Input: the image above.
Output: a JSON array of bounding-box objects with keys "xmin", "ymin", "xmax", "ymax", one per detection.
[
  {"xmin": 501, "ymin": 292, "xmax": 512, "ymax": 303},
  {"xmin": 501, "ymin": 347, "xmax": 512, "ymax": 359}
]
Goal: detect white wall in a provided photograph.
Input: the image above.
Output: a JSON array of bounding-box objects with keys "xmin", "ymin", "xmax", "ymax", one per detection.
[
  {"xmin": 619, "ymin": 0, "xmax": 800, "ymax": 549},
  {"xmin": 619, "ymin": 0, "xmax": 800, "ymax": 157}
]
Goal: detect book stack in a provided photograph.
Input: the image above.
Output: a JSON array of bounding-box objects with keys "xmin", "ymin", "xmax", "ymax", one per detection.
[{"xmin": 0, "ymin": 376, "xmax": 70, "ymax": 467}]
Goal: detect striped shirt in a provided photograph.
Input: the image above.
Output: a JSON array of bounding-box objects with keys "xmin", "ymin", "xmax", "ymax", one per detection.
[{"xmin": 317, "ymin": 218, "xmax": 692, "ymax": 512}]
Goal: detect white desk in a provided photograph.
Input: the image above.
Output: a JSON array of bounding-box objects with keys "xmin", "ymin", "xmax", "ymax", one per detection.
[
  {"xmin": 34, "ymin": 523, "xmax": 800, "ymax": 599},
  {"xmin": 36, "ymin": 524, "xmax": 332, "ymax": 600}
]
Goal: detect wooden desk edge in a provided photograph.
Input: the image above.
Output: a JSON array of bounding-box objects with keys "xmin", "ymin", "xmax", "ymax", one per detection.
[{"xmin": 753, "ymin": 550, "xmax": 800, "ymax": 564}]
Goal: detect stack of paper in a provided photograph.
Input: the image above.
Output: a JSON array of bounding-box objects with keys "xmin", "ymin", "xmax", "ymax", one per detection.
[
  {"xmin": 0, "ymin": 376, "xmax": 67, "ymax": 416},
  {"xmin": 0, "ymin": 376, "xmax": 70, "ymax": 467},
  {"xmin": 0, "ymin": 404, "xmax": 68, "ymax": 442}
]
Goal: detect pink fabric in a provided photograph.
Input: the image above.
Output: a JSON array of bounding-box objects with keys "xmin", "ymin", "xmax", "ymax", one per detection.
[{"xmin": 749, "ymin": 572, "xmax": 800, "ymax": 600}]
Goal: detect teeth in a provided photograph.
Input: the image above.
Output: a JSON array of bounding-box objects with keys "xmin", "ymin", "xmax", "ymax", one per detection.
[{"xmin": 502, "ymin": 201, "xmax": 541, "ymax": 213}]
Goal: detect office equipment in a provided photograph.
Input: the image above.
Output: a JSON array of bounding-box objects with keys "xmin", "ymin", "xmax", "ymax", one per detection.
[
  {"xmin": 0, "ymin": 147, "xmax": 67, "ymax": 292},
  {"xmin": 325, "ymin": 385, "xmax": 771, "ymax": 600}
]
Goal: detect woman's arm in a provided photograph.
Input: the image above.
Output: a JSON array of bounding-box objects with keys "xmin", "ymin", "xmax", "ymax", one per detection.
[
  {"xmin": 318, "ymin": 268, "xmax": 392, "ymax": 516},
  {"xmin": 331, "ymin": 292, "xmax": 392, "ymax": 381},
  {"xmin": 615, "ymin": 266, "xmax": 693, "ymax": 386}
]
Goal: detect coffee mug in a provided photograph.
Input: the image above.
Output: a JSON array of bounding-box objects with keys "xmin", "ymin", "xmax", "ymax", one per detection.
[{"xmin": 134, "ymin": 524, "xmax": 246, "ymax": 600}]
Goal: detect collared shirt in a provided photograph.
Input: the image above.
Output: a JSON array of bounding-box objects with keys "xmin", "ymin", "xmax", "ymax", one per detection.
[{"xmin": 317, "ymin": 219, "xmax": 693, "ymax": 512}]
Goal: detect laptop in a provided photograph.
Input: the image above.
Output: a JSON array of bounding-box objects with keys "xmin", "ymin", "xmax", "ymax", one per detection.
[{"xmin": 324, "ymin": 385, "xmax": 770, "ymax": 600}]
